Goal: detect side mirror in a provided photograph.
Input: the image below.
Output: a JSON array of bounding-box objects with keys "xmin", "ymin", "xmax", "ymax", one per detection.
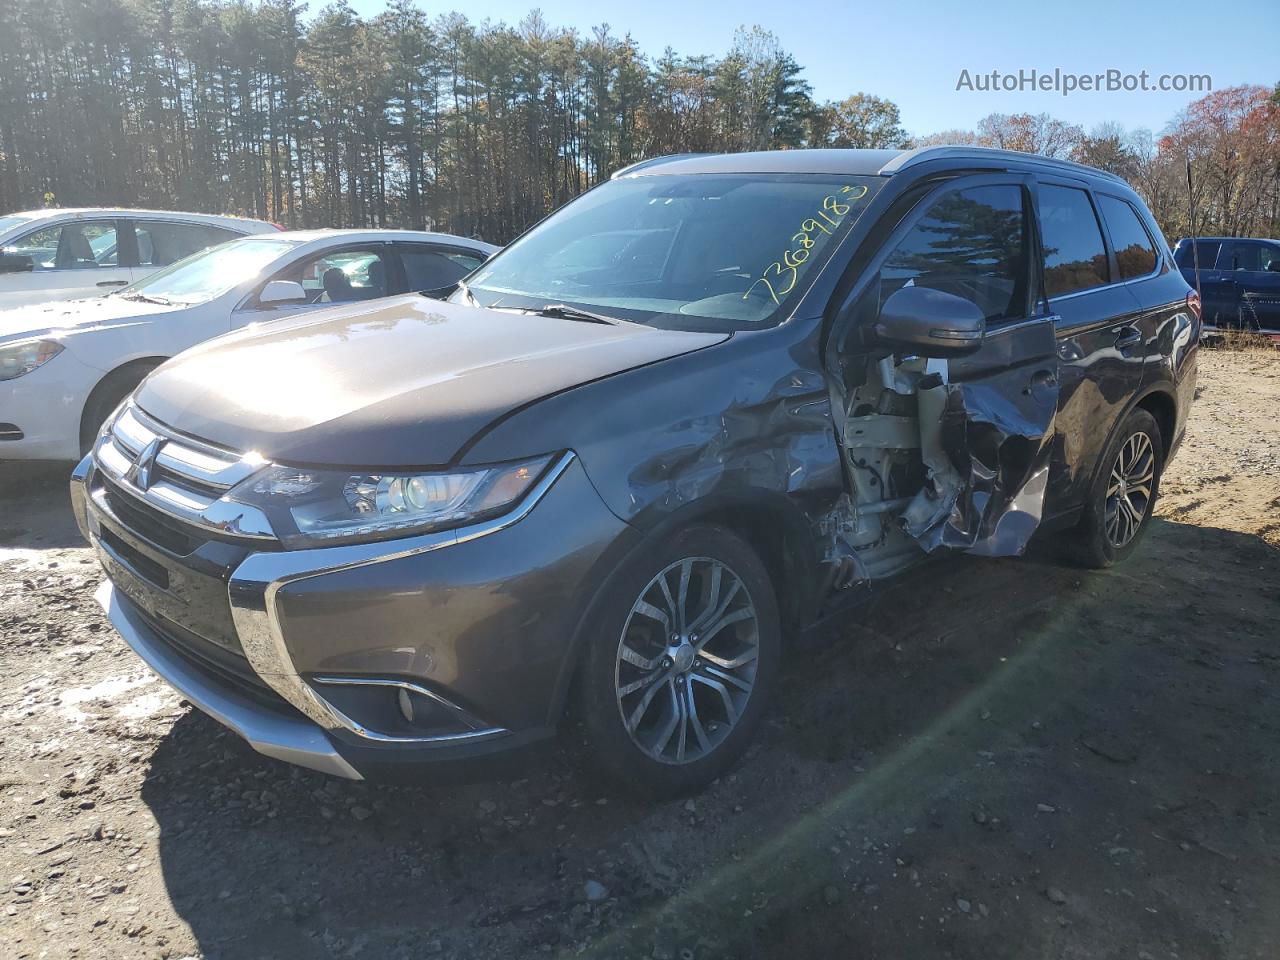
[
  {"xmin": 874, "ymin": 285, "xmax": 986, "ymax": 358},
  {"xmin": 0, "ymin": 252, "xmax": 34, "ymax": 274},
  {"xmin": 258, "ymin": 280, "xmax": 308, "ymax": 307}
]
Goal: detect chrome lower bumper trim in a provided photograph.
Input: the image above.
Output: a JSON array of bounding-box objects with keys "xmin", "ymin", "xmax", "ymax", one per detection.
[
  {"xmin": 310, "ymin": 676, "xmax": 508, "ymax": 744},
  {"xmin": 95, "ymin": 581, "xmax": 363, "ymax": 781}
]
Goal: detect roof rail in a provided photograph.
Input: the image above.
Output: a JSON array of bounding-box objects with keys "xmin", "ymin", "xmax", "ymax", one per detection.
[
  {"xmin": 610, "ymin": 154, "xmax": 706, "ymax": 179},
  {"xmin": 878, "ymin": 146, "xmax": 1128, "ymax": 185}
]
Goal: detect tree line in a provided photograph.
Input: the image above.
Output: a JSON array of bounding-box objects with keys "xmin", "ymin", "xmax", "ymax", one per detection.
[
  {"xmin": 920, "ymin": 88, "xmax": 1280, "ymax": 243},
  {"xmin": 0, "ymin": 0, "xmax": 1276, "ymax": 244}
]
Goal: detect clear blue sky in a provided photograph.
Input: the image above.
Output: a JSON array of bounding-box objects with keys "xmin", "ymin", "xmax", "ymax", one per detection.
[{"xmin": 347, "ymin": 0, "xmax": 1277, "ymax": 137}]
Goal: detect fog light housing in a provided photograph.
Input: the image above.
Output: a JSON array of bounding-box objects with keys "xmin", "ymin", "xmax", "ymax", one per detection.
[{"xmin": 307, "ymin": 677, "xmax": 496, "ymax": 741}]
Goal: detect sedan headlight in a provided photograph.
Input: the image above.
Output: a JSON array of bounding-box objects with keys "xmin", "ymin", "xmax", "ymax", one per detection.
[
  {"xmin": 226, "ymin": 454, "xmax": 556, "ymax": 548},
  {"xmin": 0, "ymin": 339, "xmax": 64, "ymax": 381}
]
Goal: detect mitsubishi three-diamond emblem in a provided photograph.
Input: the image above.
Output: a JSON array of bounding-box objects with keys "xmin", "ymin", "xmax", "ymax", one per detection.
[{"xmin": 126, "ymin": 437, "xmax": 164, "ymax": 491}]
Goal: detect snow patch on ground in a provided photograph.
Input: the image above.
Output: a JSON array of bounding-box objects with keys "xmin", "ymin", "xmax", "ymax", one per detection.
[{"xmin": 58, "ymin": 673, "xmax": 157, "ymax": 722}]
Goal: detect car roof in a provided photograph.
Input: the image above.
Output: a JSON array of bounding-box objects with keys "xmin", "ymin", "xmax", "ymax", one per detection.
[
  {"xmin": 1177, "ymin": 236, "xmax": 1278, "ymax": 243},
  {"xmin": 2, "ymin": 208, "xmax": 277, "ymax": 231},
  {"xmin": 614, "ymin": 146, "xmax": 1128, "ymax": 186},
  {"xmin": 261, "ymin": 228, "xmax": 499, "ymax": 253},
  {"xmin": 613, "ymin": 149, "xmax": 905, "ymax": 178}
]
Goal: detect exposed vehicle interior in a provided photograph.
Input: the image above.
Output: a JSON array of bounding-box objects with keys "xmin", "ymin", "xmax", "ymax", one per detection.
[
  {"xmin": 8, "ymin": 222, "xmax": 119, "ymax": 270},
  {"xmin": 823, "ymin": 182, "xmax": 1032, "ymax": 581}
]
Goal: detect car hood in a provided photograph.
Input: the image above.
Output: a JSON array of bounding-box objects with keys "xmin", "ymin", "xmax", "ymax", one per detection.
[
  {"xmin": 0, "ymin": 295, "xmax": 177, "ymax": 345},
  {"xmin": 135, "ymin": 294, "xmax": 727, "ymax": 467}
]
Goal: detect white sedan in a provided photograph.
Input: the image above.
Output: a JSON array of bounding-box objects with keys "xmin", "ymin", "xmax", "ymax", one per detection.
[
  {"xmin": 0, "ymin": 229, "xmax": 498, "ymax": 460},
  {"xmin": 0, "ymin": 208, "xmax": 279, "ymax": 308}
]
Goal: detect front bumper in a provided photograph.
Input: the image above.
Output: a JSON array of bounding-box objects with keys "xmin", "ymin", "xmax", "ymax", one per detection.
[
  {"xmin": 0, "ymin": 347, "xmax": 103, "ymax": 461},
  {"xmin": 73, "ymin": 450, "xmax": 630, "ymax": 780},
  {"xmin": 94, "ymin": 579, "xmax": 362, "ymax": 779}
]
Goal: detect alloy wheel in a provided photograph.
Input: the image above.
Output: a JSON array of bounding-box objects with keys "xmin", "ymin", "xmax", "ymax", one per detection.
[
  {"xmin": 1104, "ymin": 431, "xmax": 1155, "ymax": 548},
  {"xmin": 614, "ymin": 557, "xmax": 759, "ymax": 765}
]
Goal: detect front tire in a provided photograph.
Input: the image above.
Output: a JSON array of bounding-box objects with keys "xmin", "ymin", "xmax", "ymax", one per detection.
[
  {"xmin": 577, "ymin": 524, "xmax": 780, "ymax": 798},
  {"xmin": 1067, "ymin": 408, "xmax": 1163, "ymax": 569},
  {"xmin": 79, "ymin": 363, "xmax": 156, "ymax": 456}
]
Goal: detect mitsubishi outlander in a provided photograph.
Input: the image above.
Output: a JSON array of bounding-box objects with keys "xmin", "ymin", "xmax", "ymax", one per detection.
[{"xmin": 71, "ymin": 147, "xmax": 1199, "ymax": 796}]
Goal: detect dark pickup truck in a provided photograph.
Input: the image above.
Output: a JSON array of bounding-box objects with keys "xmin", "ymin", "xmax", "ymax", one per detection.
[{"xmin": 1174, "ymin": 236, "xmax": 1280, "ymax": 335}]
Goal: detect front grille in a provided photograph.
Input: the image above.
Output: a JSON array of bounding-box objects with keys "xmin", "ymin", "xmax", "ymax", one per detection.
[
  {"xmin": 92, "ymin": 404, "xmax": 276, "ymax": 547},
  {"xmin": 99, "ymin": 527, "xmax": 170, "ymax": 589},
  {"xmin": 99, "ymin": 475, "xmax": 199, "ymax": 555}
]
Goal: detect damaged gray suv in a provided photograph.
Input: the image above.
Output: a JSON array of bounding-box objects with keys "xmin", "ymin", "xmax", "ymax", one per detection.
[{"xmin": 73, "ymin": 147, "xmax": 1199, "ymax": 796}]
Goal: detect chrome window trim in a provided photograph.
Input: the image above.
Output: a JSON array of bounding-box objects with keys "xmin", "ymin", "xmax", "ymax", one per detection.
[
  {"xmin": 1048, "ymin": 270, "xmax": 1162, "ymax": 306},
  {"xmin": 226, "ymin": 452, "xmax": 577, "ymax": 742}
]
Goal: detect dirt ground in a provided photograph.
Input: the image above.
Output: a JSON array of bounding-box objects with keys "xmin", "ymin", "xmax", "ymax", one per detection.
[{"xmin": 1, "ymin": 348, "xmax": 1278, "ymax": 960}]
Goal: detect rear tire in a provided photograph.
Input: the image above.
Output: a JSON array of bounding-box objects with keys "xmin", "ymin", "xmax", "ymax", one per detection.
[
  {"xmin": 577, "ymin": 524, "xmax": 780, "ymax": 799},
  {"xmin": 1066, "ymin": 408, "xmax": 1163, "ymax": 569}
]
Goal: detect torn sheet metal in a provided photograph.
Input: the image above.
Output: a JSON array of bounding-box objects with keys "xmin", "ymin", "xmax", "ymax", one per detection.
[
  {"xmin": 812, "ymin": 494, "xmax": 873, "ymax": 590},
  {"xmin": 904, "ymin": 378, "xmax": 1056, "ymax": 557}
]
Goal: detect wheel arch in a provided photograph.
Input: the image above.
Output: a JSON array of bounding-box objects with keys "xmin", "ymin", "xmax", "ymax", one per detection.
[
  {"xmin": 1134, "ymin": 386, "xmax": 1177, "ymax": 459},
  {"xmin": 1078, "ymin": 383, "xmax": 1176, "ymax": 510},
  {"xmin": 79, "ymin": 356, "xmax": 167, "ymax": 448}
]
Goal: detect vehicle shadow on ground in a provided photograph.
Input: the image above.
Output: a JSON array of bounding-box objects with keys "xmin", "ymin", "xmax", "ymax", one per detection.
[
  {"xmin": 140, "ymin": 517, "xmax": 1280, "ymax": 960},
  {"xmin": 0, "ymin": 460, "xmax": 84, "ymax": 549}
]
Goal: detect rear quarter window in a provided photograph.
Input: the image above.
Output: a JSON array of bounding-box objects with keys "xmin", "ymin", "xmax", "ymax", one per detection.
[{"xmin": 1098, "ymin": 195, "xmax": 1159, "ymax": 280}]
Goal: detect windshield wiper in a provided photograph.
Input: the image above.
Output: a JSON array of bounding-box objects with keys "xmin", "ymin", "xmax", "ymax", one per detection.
[
  {"xmin": 122, "ymin": 292, "xmax": 173, "ymax": 306},
  {"xmin": 531, "ymin": 303, "xmax": 619, "ymax": 325}
]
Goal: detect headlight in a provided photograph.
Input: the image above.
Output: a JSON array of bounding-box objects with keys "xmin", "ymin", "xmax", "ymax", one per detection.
[
  {"xmin": 225, "ymin": 454, "xmax": 556, "ymax": 548},
  {"xmin": 0, "ymin": 339, "xmax": 64, "ymax": 381}
]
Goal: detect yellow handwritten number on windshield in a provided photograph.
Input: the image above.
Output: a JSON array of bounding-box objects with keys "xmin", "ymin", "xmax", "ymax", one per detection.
[{"xmin": 746, "ymin": 185, "xmax": 870, "ymax": 305}]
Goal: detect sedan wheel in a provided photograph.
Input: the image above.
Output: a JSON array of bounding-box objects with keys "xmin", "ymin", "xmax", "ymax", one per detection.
[{"xmin": 615, "ymin": 557, "xmax": 759, "ymax": 765}]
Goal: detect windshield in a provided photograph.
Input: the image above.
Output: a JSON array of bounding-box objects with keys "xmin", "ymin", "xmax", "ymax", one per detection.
[
  {"xmin": 119, "ymin": 237, "xmax": 296, "ymax": 306},
  {"xmin": 461, "ymin": 173, "xmax": 882, "ymax": 331},
  {"xmin": 0, "ymin": 214, "xmax": 34, "ymax": 237}
]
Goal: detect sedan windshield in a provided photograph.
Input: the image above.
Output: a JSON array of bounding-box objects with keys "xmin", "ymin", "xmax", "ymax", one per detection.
[
  {"xmin": 462, "ymin": 173, "xmax": 882, "ymax": 330},
  {"xmin": 0, "ymin": 214, "xmax": 34, "ymax": 236},
  {"xmin": 119, "ymin": 237, "xmax": 296, "ymax": 306}
]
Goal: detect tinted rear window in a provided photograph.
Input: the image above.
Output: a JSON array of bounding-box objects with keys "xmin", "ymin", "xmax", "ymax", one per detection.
[
  {"xmin": 1039, "ymin": 185, "xmax": 1109, "ymax": 297},
  {"xmin": 1099, "ymin": 196, "xmax": 1158, "ymax": 279}
]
